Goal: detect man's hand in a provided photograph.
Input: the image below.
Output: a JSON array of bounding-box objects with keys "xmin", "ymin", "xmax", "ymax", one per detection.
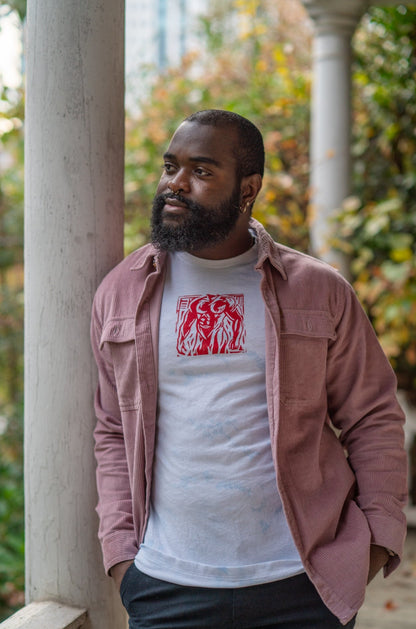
[
  {"xmin": 110, "ymin": 560, "xmax": 134, "ymax": 591},
  {"xmin": 367, "ymin": 544, "xmax": 390, "ymax": 584}
]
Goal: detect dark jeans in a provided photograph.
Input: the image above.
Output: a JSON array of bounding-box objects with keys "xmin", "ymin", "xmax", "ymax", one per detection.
[{"xmin": 120, "ymin": 564, "xmax": 356, "ymax": 629}]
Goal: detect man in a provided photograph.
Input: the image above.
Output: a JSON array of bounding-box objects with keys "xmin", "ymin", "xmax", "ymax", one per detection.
[{"xmin": 91, "ymin": 110, "xmax": 407, "ymax": 628}]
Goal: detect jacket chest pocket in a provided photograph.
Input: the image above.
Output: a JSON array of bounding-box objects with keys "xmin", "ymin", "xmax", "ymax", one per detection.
[
  {"xmin": 100, "ymin": 318, "xmax": 139, "ymax": 410},
  {"xmin": 280, "ymin": 310, "xmax": 335, "ymax": 406}
]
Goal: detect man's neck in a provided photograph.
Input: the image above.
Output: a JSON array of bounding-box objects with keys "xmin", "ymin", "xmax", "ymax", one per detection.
[{"xmin": 188, "ymin": 227, "xmax": 253, "ymax": 261}]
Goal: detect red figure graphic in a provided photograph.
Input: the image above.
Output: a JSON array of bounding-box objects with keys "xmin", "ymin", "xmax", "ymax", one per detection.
[{"xmin": 176, "ymin": 294, "xmax": 246, "ymax": 356}]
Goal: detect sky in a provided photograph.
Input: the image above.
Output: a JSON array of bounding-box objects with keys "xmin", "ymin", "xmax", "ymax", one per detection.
[{"xmin": 0, "ymin": 10, "xmax": 23, "ymax": 89}]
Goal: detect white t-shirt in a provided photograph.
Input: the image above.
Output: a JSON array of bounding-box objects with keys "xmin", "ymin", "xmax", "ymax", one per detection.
[{"xmin": 135, "ymin": 242, "xmax": 304, "ymax": 587}]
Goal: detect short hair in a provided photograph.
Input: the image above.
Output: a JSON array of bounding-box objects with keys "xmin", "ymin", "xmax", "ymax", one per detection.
[{"xmin": 184, "ymin": 109, "xmax": 265, "ymax": 178}]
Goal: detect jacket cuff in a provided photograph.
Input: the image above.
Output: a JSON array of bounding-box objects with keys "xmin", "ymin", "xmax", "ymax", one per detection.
[
  {"xmin": 101, "ymin": 532, "xmax": 139, "ymax": 576},
  {"xmin": 366, "ymin": 513, "xmax": 407, "ymax": 575}
]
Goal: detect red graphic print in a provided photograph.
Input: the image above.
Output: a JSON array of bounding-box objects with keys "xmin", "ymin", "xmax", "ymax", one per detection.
[{"xmin": 176, "ymin": 294, "xmax": 246, "ymax": 356}]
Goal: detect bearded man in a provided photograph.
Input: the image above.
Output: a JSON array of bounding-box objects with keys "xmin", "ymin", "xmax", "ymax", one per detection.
[{"xmin": 91, "ymin": 110, "xmax": 407, "ymax": 628}]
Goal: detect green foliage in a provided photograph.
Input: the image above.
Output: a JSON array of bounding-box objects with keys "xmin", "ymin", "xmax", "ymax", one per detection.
[
  {"xmin": 125, "ymin": 0, "xmax": 312, "ymax": 254},
  {"xmin": 332, "ymin": 5, "xmax": 416, "ymax": 399},
  {"xmin": 0, "ymin": 450, "xmax": 24, "ymax": 620},
  {"xmin": 333, "ymin": 196, "xmax": 416, "ymax": 397},
  {"xmin": 0, "ymin": 6, "xmax": 25, "ymax": 622},
  {"xmin": 352, "ymin": 5, "xmax": 416, "ymax": 202},
  {"xmin": 0, "ymin": 81, "xmax": 24, "ymax": 620}
]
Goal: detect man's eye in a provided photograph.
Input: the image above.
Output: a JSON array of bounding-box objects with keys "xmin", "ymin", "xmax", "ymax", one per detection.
[
  {"xmin": 195, "ymin": 167, "xmax": 209, "ymax": 176},
  {"xmin": 162, "ymin": 163, "xmax": 175, "ymax": 173}
]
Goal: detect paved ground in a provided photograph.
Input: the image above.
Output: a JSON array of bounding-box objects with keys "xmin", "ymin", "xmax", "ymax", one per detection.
[{"xmin": 355, "ymin": 527, "xmax": 416, "ymax": 628}]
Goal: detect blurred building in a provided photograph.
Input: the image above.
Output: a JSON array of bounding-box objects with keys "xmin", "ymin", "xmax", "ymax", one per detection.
[{"xmin": 125, "ymin": 0, "xmax": 209, "ymax": 76}]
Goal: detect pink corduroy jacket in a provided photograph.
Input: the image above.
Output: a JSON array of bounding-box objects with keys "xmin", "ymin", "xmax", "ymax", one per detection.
[{"xmin": 91, "ymin": 219, "xmax": 407, "ymax": 625}]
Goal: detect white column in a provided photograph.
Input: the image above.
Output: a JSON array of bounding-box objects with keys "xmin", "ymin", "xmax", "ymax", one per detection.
[
  {"xmin": 302, "ymin": 0, "xmax": 368, "ymax": 274},
  {"xmin": 24, "ymin": 1, "xmax": 126, "ymax": 627}
]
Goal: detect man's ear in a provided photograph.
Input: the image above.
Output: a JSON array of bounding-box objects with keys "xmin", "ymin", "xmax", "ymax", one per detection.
[{"xmin": 240, "ymin": 174, "xmax": 263, "ymax": 210}]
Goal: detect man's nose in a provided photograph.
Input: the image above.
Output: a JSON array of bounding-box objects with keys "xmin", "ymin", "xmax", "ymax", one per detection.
[{"xmin": 167, "ymin": 170, "xmax": 190, "ymax": 194}]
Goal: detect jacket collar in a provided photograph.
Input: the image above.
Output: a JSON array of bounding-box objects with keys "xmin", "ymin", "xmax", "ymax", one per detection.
[
  {"xmin": 129, "ymin": 244, "xmax": 167, "ymax": 272},
  {"xmin": 250, "ymin": 218, "xmax": 287, "ymax": 280}
]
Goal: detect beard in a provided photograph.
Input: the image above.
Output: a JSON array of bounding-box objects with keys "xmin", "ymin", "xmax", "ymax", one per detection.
[{"xmin": 150, "ymin": 185, "xmax": 242, "ymax": 253}]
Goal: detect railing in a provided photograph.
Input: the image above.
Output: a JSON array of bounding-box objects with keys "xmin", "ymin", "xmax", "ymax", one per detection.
[{"xmin": 0, "ymin": 602, "xmax": 87, "ymax": 629}]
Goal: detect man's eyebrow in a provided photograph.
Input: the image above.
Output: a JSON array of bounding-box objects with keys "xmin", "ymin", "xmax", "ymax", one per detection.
[
  {"xmin": 163, "ymin": 152, "xmax": 221, "ymax": 168},
  {"xmin": 163, "ymin": 152, "xmax": 177, "ymax": 162},
  {"xmin": 189, "ymin": 156, "xmax": 221, "ymax": 167}
]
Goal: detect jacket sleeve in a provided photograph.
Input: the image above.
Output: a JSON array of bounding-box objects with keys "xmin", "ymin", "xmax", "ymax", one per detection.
[
  {"xmin": 91, "ymin": 295, "xmax": 138, "ymax": 574},
  {"xmin": 326, "ymin": 278, "xmax": 408, "ymax": 574}
]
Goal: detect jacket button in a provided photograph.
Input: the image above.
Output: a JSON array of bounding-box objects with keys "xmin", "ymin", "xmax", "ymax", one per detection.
[
  {"xmin": 111, "ymin": 325, "xmax": 120, "ymax": 336},
  {"xmin": 306, "ymin": 320, "xmax": 313, "ymax": 331}
]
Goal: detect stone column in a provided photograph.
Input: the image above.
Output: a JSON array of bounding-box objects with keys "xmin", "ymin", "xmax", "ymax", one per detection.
[
  {"xmin": 302, "ymin": 0, "xmax": 368, "ymax": 274},
  {"xmin": 24, "ymin": 1, "xmax": 126, "ymax": 627}
]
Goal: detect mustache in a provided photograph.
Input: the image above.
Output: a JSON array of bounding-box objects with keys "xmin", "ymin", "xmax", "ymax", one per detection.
[
  {"xmin": 154, "ymin": 192, "xmax": 196, "ymax": 211},
  {"xmin": 154, "ymin": 192, "xmax": 241, "ymax": 214}
]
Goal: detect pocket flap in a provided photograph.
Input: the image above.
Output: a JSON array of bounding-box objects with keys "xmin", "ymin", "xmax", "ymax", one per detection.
[
  {"xmin": 281, "ymin": 309, "xmax": 335, "ymax": 340},
  {"xmin": 100, "ymin": 318, "xmax": 135, "ymax": 347}
]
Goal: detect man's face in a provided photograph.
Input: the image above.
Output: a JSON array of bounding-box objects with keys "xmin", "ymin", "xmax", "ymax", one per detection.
[{"xmin": 151, "ymin": 121, "xmax": 243, "ymax": 254}]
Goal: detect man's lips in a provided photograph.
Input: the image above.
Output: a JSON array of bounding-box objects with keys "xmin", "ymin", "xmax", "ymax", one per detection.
[{"xmin": 162, "ymin": 197, "xmax": 190, "ymax": 216}]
